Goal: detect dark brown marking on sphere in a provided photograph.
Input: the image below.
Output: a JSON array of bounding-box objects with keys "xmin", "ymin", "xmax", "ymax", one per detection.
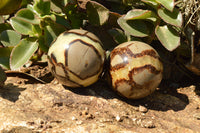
[
  {"xmin": 57, "ymin": 63, "xmax": 83, "ymax": 87},
  {"xmin": 47, "ymin": 55, "xmax": 56, "ymax": 76},
  {"xmin": 126, "ymin": 83, "xmax": 144, "ymax": 97},
  {"xmin": 114, "ymin": 78, "xmax": 143, "ymax": 98},
  {"xmin": 65, "ymin": 49, "xmax": 68, "ymax": 66},
  {"xmin": 51, "ymin": 53, "xmax": 57, "ymax": 64},
  {"xmin": 114, "ymin": 77, "xmax": 146, "ymax": 98},
  {"xmin": 111, "ymin": 47, "xmax": 158, "ymax": 60},
  {"xmin": 56, "ymin": 74, "xmax": 83, "ymax": 87},
  {"xmin": 48, "ymin": 55, "xmax": 82, "ymax": 87},
  {"xmin": 65, "ymin": 39, "xmax": 103, "ymax": 80},
  {"xmin": 58, "ymin": 63, "xmax": 70, "ymax": 78},
  {"xmin": 48, "ymin": 54, "xmax": 68, "ymax": 78},
  {"xmin": 110, "ymin": 43, "xmax": 134, "ymax": 60},
  {"xmin": 64, "ymin": 31, "xmax": 101, "ymax": 43},
  {"xmin": 53, "ymin": 65, "xmax": 83, "ymax": 88},
  {"xmin": 54, "ymin": 70, "xmax": 83, "ymax": 88},
  {"xmin": 64, "ymin": 38, "xmax": 102, "ymax": 66},
  {"xmin": 110, "ymin": 47, "xmax": 133, "ymax": 61},
  {"xmin": 114, "ymin": 78, "xmax": 144, "ymax": 90},
  {"xmin": 68, "ymin": 39, "xmax": 102, "ymax": 60},
  {"xmin": 110, "ymin": 47, "xmax": 160, "ymax": 72},
  {"xmin": 110, "ymin": 63, "xmax": 129, "ymax": 72},
  {"xmin": 114, "ymin": 78, "xmax": 134, "ymax": 91},
  {"xmin": 128, "ymin": 64, "xmax": 161, "ymax": 77},
  {"xmin": 138, "ymin": 50, "xmax": 158, "ymax": 59}
]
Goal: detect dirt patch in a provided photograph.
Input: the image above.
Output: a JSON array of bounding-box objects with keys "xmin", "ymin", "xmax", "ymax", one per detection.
[{"xmin": 0, "ymin": 64, "xmax": 200, "ymax": 132}]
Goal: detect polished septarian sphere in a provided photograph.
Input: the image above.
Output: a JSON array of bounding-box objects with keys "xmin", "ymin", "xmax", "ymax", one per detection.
[
  {"xmin": 48, "ymin": 29, "xmax": 105, "ymax": 87},
  {"xmin": 109, "ymin": 41, "xmax": 163, "ymax": 99}
]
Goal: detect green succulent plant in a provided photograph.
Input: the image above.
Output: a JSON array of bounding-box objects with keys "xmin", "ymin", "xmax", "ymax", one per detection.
[
  {"xmin": 0, "ymin": 0, "xmax": 80, "ymax": 70},
  {"xmin": 0, "ymin": 0, "xmax": 195, "ymax": 82},
  {"xmin": 99, "ymin": 0, "xmax": 182, "ymax": 51}
]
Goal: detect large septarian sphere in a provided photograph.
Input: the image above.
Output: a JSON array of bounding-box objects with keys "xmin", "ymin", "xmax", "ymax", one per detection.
[
  {"xmin": 48, "ymin": 29, "xmax": 105, "ymax": 87},
  {"xmin": 109, "ymin": 41, "xmax": 163, "ymax": 99}
]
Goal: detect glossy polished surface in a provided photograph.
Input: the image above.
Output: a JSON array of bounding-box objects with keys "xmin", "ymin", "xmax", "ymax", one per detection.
[
  {"xmin": 48, "ymin": 29, "xmax": 105, "ymax": 87},
  {"xmin": 109, "ymin": 41, "xmax": 163, "ymax": 99}
]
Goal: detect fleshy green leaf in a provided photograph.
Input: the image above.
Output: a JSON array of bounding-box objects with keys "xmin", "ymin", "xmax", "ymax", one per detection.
[
  {"xmin": 51, "ymin": 0, "xmax": 76, "ymax": 12},
  {"xmin": 10, "ymin": 38, "xmax": 39, "ymax": 70},
  {"xmin": 0, "ymin": 30, "xmax": 21, "ymax": 47},
  {"xmin": 155, "ymin": 0, "xmax": 174, "ymax": 12},
  {"xmin": 63, "ymin": 4, "xmax": 84, "ymax": 28},
  {"xmin": 43, "ymin": 20, "xmax": 66, "ymax": 51},
  {"xmin": 15, "ymin": 8, "xmax": 40, "ymax": 24},
  {"xmin": 10, "ymin": 17, "xmax": 33, "ymax": 35},
  {"xmin": 158, "ymin": 8, "xmax": 182, "ymax": 27},
  {"xmin": 0, "ymin": 23, "xmax": 12, "ymax": 33},
  {"xmin": 141, "ymin": 0, "xmax": 159, "ymax": 9},
  {"xmin": 155, "ymin": 25, "xmax": 180, "ymax": 51},
  {"xmin": 21, "ymin": 0, "xmax": 33, "ymax": 7},
  {"xmin": 27, "ymin": 4, "xmax": 36, "ymax": 13},
  {"xmin": 118, "ymin": 16, "xmax": 149, "ymax": 37},
  {"xmin": 33, "ymin": 0, "xmax": 51, "ymax": 16},
  {"xmin": 50, "ymin": 0, "xmax": 63, "ymax": 13},
  {"xmin": 108, "ymin": 12, "xmax": 121, "ymax": 27},
  {"xmin": 108, "ymin": 28, "xmax": 127, "ymax": 44},
  {"xmin": 55, "ymin": 15, "xmax": 71, "ymax": 29},
  {"xmin": 86, "ymin": 1, "xmax": 110, "ymax": 26},
  {"xmin": 124, "ymin": 9, "xmax": 157, "ymax": 23},
  {"xmin": 38, "ymin": 36, "xmax": 48, "ymax": 53},
  {"xmin": 0, "ymin": 16, "xmax": 4, "ymax": 23},
  {"xmin": 0, "ymin": 47, "xmax": 12, "ymax": 69},
  {"xmin": 32, "ymin": 25, "xmax": 42, "ymax": 37},
  {"xmin": 0, "ymin": 0, "xmax": 22, "ymax": 15},
  {"xmin": 44, "ymin": 24, "xmax": 65, "ymax": 46}
]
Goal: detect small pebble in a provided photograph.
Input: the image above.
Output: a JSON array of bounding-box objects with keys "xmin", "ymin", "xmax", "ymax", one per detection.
[
  {"xmin": 189, "ymin": 85, "xmax": 196, "ymax": 90},
  {"xmin": 132, "ymin": 118, "xmax": 137, "ymax": 122},
  {"xmin": 95, "ymin": 112, "xmax": 100, "ymax": 115},
  {"xmin": 141, "ymin": 120, "xmax": 155, "ymax": 128},
  {"xmin": 71, "ymin": 116, "xmax": 77, "ymax": 121},
  {"xmin": 139, "ymin": 105, "xmax": 148, "ymax": 113},
  {"xmin": 46, "ymin": 125, "xmax": 53, "ymax": 128},
  {"xmin": 80, "ymin": 110, "xmax": 89, "ymax": 116},
  {"xmin": 76, "ymin": 120, "xmax": 83, "ymax": 125},
  {"xmin": 116, "ymin": 115, "xmax": 122, "ymax": 122},
  {"xmin": 193, "ymin": 113, "xmax": 200, "ymax": 120},
  {"xmin": 99, "ymin": 123, "xmax": 105, "ymax": 127},
  {"xmin": 141, "ymin": 113, "xmax": 146, "ymax": 116},
  {"xmin": 86, "ymin": 114, "xmax": 94, "ymax": 119},
  {"xmin": 156, "ymin": 87, "xmax": 160, "ymax": 90},
  {"xmin": 17, "ymin": 80, "xmax": 23, "ymax": 84}
]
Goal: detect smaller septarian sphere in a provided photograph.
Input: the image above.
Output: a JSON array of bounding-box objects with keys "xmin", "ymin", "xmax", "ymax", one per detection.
[
  {"xmin": 48, "ymin": 29, "xmax": 105, "ymax": 87},
  {"xmin": 109, "ymin": 41, "xmax": 163, "ymax": 99}
]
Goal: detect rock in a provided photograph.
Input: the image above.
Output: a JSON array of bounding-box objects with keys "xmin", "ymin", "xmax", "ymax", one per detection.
[
  {"xmin": 1, "ymin": 126, "xmax": 34, "ymax": 133},
  {"xmin": 0, "ymin": 75, "xmax": 200, "ymax": 132},
  {"xmin": 139, "ymin": 105, "xmax": 148, "ymax": 113}
]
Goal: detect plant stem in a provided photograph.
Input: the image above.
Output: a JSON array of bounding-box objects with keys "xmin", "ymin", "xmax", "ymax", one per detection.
[{"xmin": 146, "ymin": 18, "xmax": 161, "ymax": 44}]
